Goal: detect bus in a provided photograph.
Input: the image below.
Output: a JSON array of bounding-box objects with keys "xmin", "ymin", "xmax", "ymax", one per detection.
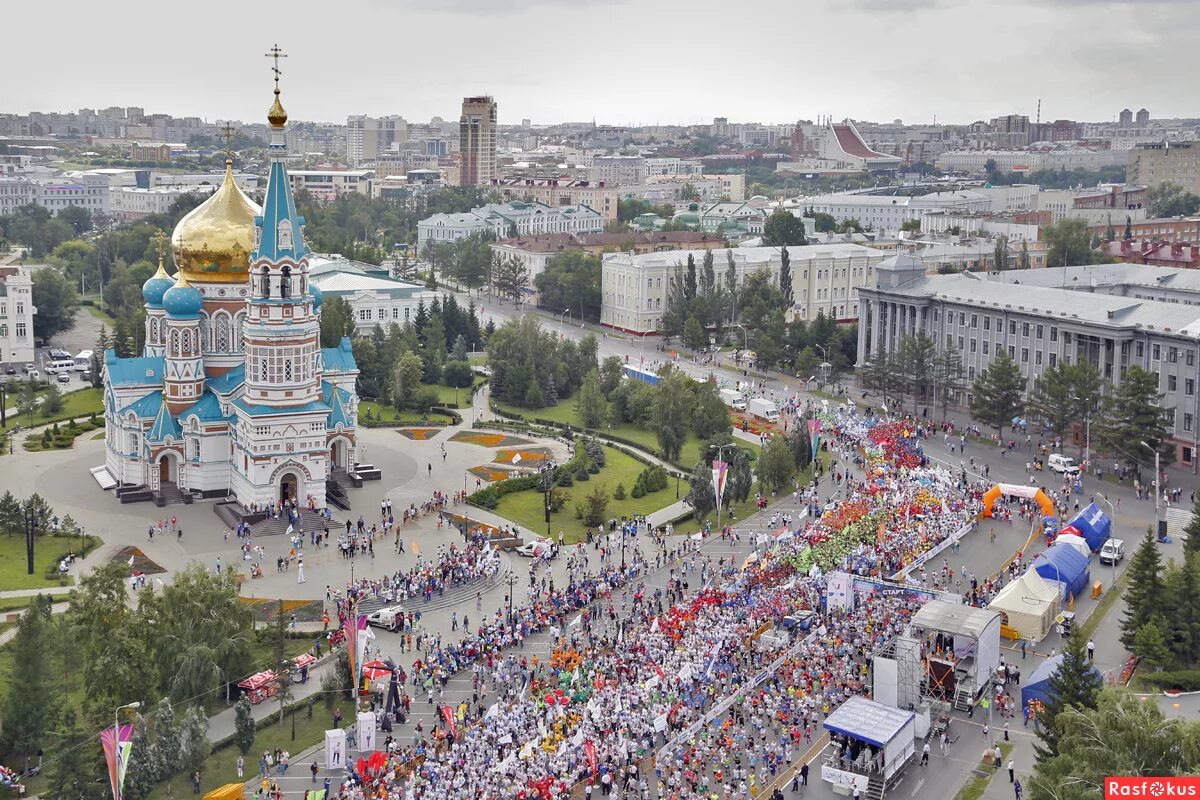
[{"xmin": 74, "ymin": 350, "xmax": 93, "ymax": 371}]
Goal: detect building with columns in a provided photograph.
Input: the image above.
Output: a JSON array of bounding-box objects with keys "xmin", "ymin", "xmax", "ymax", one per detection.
[
  {"xmin": 101, "ymin": 69, "xmax": 360, "ymax": 506},
  {"xmin": 857, "ymin": 257, "xmax": 1200, "ymax": 468}
]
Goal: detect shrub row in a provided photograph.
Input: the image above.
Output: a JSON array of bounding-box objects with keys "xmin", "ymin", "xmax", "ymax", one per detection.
[{"xmin": 1140, "ymin": 669, "xmax": 1200, "ymax": 692}]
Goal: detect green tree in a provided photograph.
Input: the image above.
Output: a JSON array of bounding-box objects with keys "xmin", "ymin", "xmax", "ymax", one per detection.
[
  {"xmin": 682, "ymin": 315, "xmax": 707, "ymax": 350},
  {"xmin": 32, "ymin": 267, "xmax": 80, "ymax": 341},
  {"xmin": 811, "ymin": 212, "xmax": 836, "ymax": 233},
  {"xmin": 762, "ymin": 208, "xmax": 808, "ymax": 247},
  {"xmin": 778, "ymin": 246, "xmax": 794, "ymax": 308},
  {"xmin": 1, "ymin": 596, "xmax": 54, "ymax": 773},
  {"xmin": 573, "ymin": 369, "xmax": 607, "ymax": 429},
  {"xmin": 57, "ymin": 204, "xmax": 93, "ymax": 235},
  {"xmin": 1097, "ymin": 364, "xmax": 1174, "ymax": 472},
  {"xmin": 179, "ymin": 705, "xmax": 211, "ymax": 783},
  {"xmin": 931, "ymin": 346, "xmax": 965, "ymax": 421},
  {"xmin": 581, "ymin": 482, "xmax": 609, "ymax": 528},
  {"xmin": 896, "ymin": 333, "xmax": 937, "ymax": 414},
  {"xmin": 690, "ymin": 382, "xmax": 732, "ymax": 441},
  {"xmin": 123, "ymin": 714, "xmax": 157, "ymax": 800},
  {"xmin": 756, "ymin": 435, "xmax": 796, "ymax": 495},
  {"xmin": 319, "ymin": 295, "xmax": 356, "ymax": 347},
  {"xmin": 969, "ymin": 349, "xmax": 1025, "ymax": 434},
  {"xmin": 269, "ymin": 602, "xmax": 296, "ymax": 741},
  {"xmin": 652, "ymin": 367, "xmax": 692, "ymax": 463},
  {"xmin": 533, "ymin": 251, "xmax": 600, "ymax": 319},
  {"xmin": 393, "ymin": 351, "xmax": 424, "ymax": 410},
  {"xmin": 492, "ymin": 254, "xmax": 531, "ymax": 304},
  {"xmin": 45, "ymin": 708, "xmax": 103, "ymax": 800},
  {"xmin": 41, "ymin": 380, "xmax": 63, "ymax": 415},
  {"xmin": 992, "ymin": 234, "xmax": 1010, "ymax": 271},
  {"xmin": 1146, "ymin": 181, "xmax": 1200, "ymax": 218},
  {"xmin": 1124, "ymin": 215, "xmax": 1133, "ymax": 241},
  {"xmin": 1030, "ymin": 690, "xmax": 1200, "ymax": 800},
  {"xmin": 151, "ymin": 701, "xmax": 182, "ymax": 794},
  {"xmin": 1163, "ymin": 552, "xmax": 1200, "ymax": 666},
  {"xmin": 685, "ymin": 459, "xmax": 716, "ymax": 521},
  {"xmin": 598, "ymin": 355, "xmax": 624, "ymax": 397},
  {"xmin": 441, "ymin": 360, "xmax": 474, "ymax": 389},
  {"xmin": 862, "ymin": 347, "xmax": 906, "ymax": 409},
  {"xmin": 139, "ymin": 563, "xmax": 252, "ymax": 704},
  {"xmin": 1184, "ymin": 493, "xmax": 1200, "ymax": 557},
  {"xmin": 684, "ymin": 254, "xmax": 697, "ymax": 302},
  {"xmin": 1018, "ymin": 239, "xmax": 1031, "ymax": 269},
  {"xmin": 233, "ymin": 694, "xmax": 256, "ymax": 756},
  {"xmin": 1121, "ymin": 528, "xmax": 1166, "ymax": 651},
  {"xmin": 1027, "ymin": 361, "xmax": 1099, "ymax": 439},
  {"xmin": 1044, "ymin": 218, "xmax": 1098, "ymax": 268},
  {"xmin": 1034, "ymin": 630, "xmax": 1104, "ymax": 761}
]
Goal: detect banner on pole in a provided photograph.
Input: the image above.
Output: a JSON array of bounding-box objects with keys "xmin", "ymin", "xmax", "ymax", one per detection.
[
  {"xmin": 100, "ymin": 723, "xmax": 134, "ymax": 800},
  {"xmin": 711, "ymin": 460, "xmax": 728, "ymax": 505}
]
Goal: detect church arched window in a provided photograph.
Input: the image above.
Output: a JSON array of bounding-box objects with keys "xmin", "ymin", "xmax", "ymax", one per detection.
[
  {"xmin": 278, "ymin": 219, "xmax": 293, "ymax": 251},
  {"xmin": 182, "ymin": 329, "xmax": 191, "ymax": 353},
  {"xmin": 233, "ymin": 312, "xmax": 245, "ymax": 352},
  {"xmin": 216, "ymin": 314, "xmax": 230, "ymax": 352},
  {"xmin": 260, "ymin": 357, "xmax": 268, "ymax": 381},
  {"xmin": 198, "ymin": 315, "xmax": 208, "ymax": 352},
  {"xmin": 170, "ymin": 329, "xmax": 180, "ymax": 354},
  {"xmin": 150, "ymin": 317, "xmax": 159, "ymax": 342},
  {"xmin": 260, "ymin": 266, "xmax": 270, "ymax": 298},
  {"xmin": 280, "ymin": 266, "xmax": 291, "ymax": 299}
]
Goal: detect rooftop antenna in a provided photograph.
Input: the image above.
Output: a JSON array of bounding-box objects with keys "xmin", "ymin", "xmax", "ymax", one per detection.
[{"xmin": 1036, "ymin": 98, "xmax": 1041, "ymax": 125}]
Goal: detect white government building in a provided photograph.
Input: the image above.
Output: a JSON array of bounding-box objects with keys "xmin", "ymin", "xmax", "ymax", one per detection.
[
  {"xmin": 0, "ymin": 264, "xmax": 35, "ymax": 366},
  {"xmin": 417, "ymin": 201, "xmax": 603, "ymax": 250},
  {"xmin": 858, "ymin": 256, "xmax": 1200, "ymax": 468},
  {"xmin": 601, "ymin": 244, "xmax": 887, "ymax": 334}
]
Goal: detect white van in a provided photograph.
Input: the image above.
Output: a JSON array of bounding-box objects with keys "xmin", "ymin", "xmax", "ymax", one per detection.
[
  {"xmin": 1099, "ymin": 539, "xmax": 1125, "ymax": 565},
  {"xmin": 1048, "ymin": 454, "xmax": 1080, "ymax": 476},
  {"xmin": 46, "ymin": 358, "xmax": 75, "ymax": 374}
]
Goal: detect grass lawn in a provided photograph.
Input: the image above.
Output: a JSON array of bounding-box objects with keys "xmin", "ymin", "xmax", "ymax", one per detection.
[
  {"xmin": 953, "ymin": 741, "xmax": 1013, "ymax": 800},
  {"xmin": 3, "ymin": 387, "xmax": 103, "ymax": 431},
  {"xmin": 492, "ymin": 445, "xmax": 680, "ymax": 543},
  {"xmin": 428, "ymin": 376, "xmax": 486, "ymax": 409},
  {"xmin": 359, "ymin": 400, "xmax": 455, "ymax": 426},
  {"xmin": 492, "ymin": 399, "xmax": 754, "ymax": 469},
  {"xmin": 82, "ymin": 303, "xmax": 116, "ymax": 325},
  {"xmin": 0, "ymin": 534, "xmax": 100, "ymax": 590}
]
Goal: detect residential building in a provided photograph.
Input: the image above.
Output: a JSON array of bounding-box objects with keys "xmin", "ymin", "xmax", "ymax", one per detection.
[
  {"xmin": 601, "ymin": 243, "xmax": 887, "ymax": 333},
  {"xmin": 1100, "ymin": 239, "xmax": 1200, "ymax": 269},
  {"xmin": 490, "ymin": 177, "xmax": 619, "ymax": 221},
  {"xmin": 309, "ymin": 257, "xmax": 436, "ymax": 333},
  {"xmin": 33, "ymin": 174, "xmax": 111, "ymax": 215},
  {"xmin": 935, "ymin": 147, "xmax": 1127, "ymax": 176},
  {"xmin": 491, "ymin": 230, "xmax": 726, "ymax": 298},
  {"xmin": 109, "ymin": 185, "xmax": 218, "ymax": 221},
  {"xmin": 288, "ymin": 170, "xmax": 373, "ymax": 202},
  {"xmin": 800, "ymin": 190, "xmax": 993, "ymax": 231},
  {"xmin": 0, "ymin": 265, "xmax": 35, "ymax": 365},
  {"xmin": 697, "ymin": 202, "xmax": 766, "ymax": 242},
  {"xmin": 1092, "ymin": 216, "xmax": 1200, "ymax": 242},
  {"xmin": 857, "ymin": 259, "xmax": 1200, "ymax": 467},
  {"xmin": 590, "ymin": 156, "xmax": 646, "ymax": 186},
  {"xmin": 459, "ymin": 96, "xmax": 498, "ymax": 187},
  {"xmin": 346, "ymin": 114, "xmax": 407, "ymax": 167},
  {"xmin": 629, "ymin": 173, "xmax": 746, "ymax": 204},
  {"xmin": 0, "ymin": 177, "xmax": 36, "ymax": 215},
  {"xmin": 1128, "ymin": 142, "xmax": 1200, "ymax": 193},
  {"xmin": 918, "ymin": 210, "xmax": 1050, "ymax": 242},
  {"xmin": 417, "ymin": 201, "xmax": 603, "ymax": 250}
]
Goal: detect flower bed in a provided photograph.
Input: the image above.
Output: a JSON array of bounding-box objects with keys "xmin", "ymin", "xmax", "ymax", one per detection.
[
  {"xmin": 450, "ymin": 431, "xmax": 533, "ymax": 448},
  {"xmin": 494, "ymin": 447, "xmax": 554, "ymax": 465},
  {"xmin": 398, "ymin": 428, "xmax": 441, "ymax": 440},
  {"xmin": 111, "ymin": 546, "xmax": 166, "ymax": 575},
  {"xmin": 469, "ymin": 466, "xmax": 517, "ymax": 482},
  {"xmin": 240, "ymin": 597, "xmax": 325, "ymax": 623}
]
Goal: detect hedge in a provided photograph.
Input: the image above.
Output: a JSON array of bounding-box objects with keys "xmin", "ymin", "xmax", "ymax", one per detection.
[
  {"xmin": 467, "ymin": 436, "xmax": 593, "ymax": 510},
  {"xmin": 1140, "ymin": 670, "xmax": 1200, "ymax": 692}
]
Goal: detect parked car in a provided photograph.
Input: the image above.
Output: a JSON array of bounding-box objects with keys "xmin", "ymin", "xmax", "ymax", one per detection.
[
  {"xmin": 516, "ymin": 538, "xmax": 554, "ymax": 558},
  {"xmin": 1099, "ymin": 538, "xmax": 1126, "ymax": 565},
  {"xmin": 79, "ymin": 370, "xmax": 92, "ymax": 382},
  {"xmin": 56, "ymin": 372, "xmax": 70, "ymax": 383},
  {"xmin": 3, "ymin": 366, "xmax": 14, "ymax": 375},
  {"xmin": 366, "ymin": 605, "xmax": 406, "ymax": 631}
]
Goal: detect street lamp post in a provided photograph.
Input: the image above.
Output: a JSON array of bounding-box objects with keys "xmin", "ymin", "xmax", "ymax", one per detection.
[
  {"xmin": 1093, "ymin": 492, "xmax": 1118, "ymax": 587},
  {"xmin": 115, "ymin": 700, "xmax": 141, "ymax": 745},
  {"xmin": 24, "ymin": 500, "xmax": 48, "ymax": 576},
  {"xmin": 1142, "ymin": 443, "xmax": 1161, "ymax": 537},
  {"xmin": 558, "ymin": 309, "xmax": 570, "ymax": 337},
  {"xmin": 503, "ymin": 571, "xmax": 519, "ymax": 625},
  {"xmin": 735, "ymin": 324, "xmax": 749, "ymax": 355}
]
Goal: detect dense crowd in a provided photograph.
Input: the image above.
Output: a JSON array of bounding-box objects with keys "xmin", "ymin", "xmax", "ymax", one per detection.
[{"xmin": 324, "ymin": 403, "xmax": 988, "ymax": 800}]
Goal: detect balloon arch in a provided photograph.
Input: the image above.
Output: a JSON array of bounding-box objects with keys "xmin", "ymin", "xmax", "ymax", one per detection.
[{"xmin": 981, "ymin": 483, "xmax": 1054, "ymax": 518}]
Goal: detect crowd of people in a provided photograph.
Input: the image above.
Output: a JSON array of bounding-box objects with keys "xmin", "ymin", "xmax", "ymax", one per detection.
[{"xmin": 317, "ymin": 401, "xmax": 1001, "ymax": 800}]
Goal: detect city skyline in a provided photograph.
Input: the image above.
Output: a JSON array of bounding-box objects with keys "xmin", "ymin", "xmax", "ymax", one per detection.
[{"xmin": 5, "ymin": 0, "xmax": 1198, "ymax": 127}]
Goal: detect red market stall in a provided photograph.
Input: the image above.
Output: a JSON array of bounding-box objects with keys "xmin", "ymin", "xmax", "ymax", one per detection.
[{"xmin": 239, "ymin": 670, "xmax": 278, "ymax": 704}]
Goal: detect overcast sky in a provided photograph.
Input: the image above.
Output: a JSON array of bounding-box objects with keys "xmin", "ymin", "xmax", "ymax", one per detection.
[{"xmin": 7, "ymin": 0, "xmax": 1197, "ymax": 127}]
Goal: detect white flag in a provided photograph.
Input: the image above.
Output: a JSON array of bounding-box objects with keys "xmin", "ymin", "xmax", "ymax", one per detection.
[{"xmin": 512, "ymin": 452, "xmax": 522, "ymax": 464}]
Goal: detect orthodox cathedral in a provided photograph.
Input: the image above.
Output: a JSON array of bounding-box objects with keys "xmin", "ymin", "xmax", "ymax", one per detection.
[{"xmin": 102, "ymin": 63, "xmax": 359, "ymax": 508}]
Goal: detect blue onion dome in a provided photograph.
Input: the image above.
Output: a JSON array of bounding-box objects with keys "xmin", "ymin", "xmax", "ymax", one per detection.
[
  {"xmin": 309, "ymin": 282, "xmax": 323, "ymax": 309},
  {"xmin": 162, "ymin": 272, "xmax": 202, "ymax": 317},
  {"xmin": 142, "ymin": 260, "xmax": 174, "ymax": 307}
]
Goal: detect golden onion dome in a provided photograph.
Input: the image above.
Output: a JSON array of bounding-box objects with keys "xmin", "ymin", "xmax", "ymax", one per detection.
[
  {"xmin": 170, "ymin": 160, "xmax": 262, "ymax": 283},
  {"xmin": 268, "ymin": 88, "xmax": 287, "ymax": 128}
]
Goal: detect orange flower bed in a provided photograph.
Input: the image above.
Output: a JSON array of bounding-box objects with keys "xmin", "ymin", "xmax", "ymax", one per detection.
[
  {"xmin": 398, "ymin": 428, "xmax": 440, "ymax": 440},
  {"xmin": 469, "ymin": 466, "xmax": 514, "ymax": 482},
  {"xmin": 494, "ymin": 447, "xmax": 553, "ymax": 464},
  {"xmin": 450, "ymin": 431, "xmax": 532, "ymax": 448}
]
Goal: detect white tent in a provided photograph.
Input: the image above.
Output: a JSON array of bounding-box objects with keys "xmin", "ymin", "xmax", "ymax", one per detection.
[
  {"xmin": 989, "ymin": 569, "xmax": 1061, "ymax": 642},
  {"xmin": 1053, "ymin": 533, "xmax": 1090, "ymax": 560}
]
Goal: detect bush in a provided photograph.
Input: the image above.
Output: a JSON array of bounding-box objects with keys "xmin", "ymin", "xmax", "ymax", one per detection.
[
  {"xmin": 631, "ymin": 482, "xmax": 645, "ymax": 499},
  {"xmin": 442, "ymin": 360, "xmax": 474, "ymax": 389},
  {"xmin": 556, "ymin": 471, "xmax": 574, "ymax": 487},
  {"xmin": 614, "ymin": 483, "xmax": 626, "ymax": 500},
  {"xmin": 575, "ymin": 466, "xmax": 590, "ymax": 482},
  {"xmin": 1140, "ymin": 670, "xmax": 1200, "ymax": 692}
]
